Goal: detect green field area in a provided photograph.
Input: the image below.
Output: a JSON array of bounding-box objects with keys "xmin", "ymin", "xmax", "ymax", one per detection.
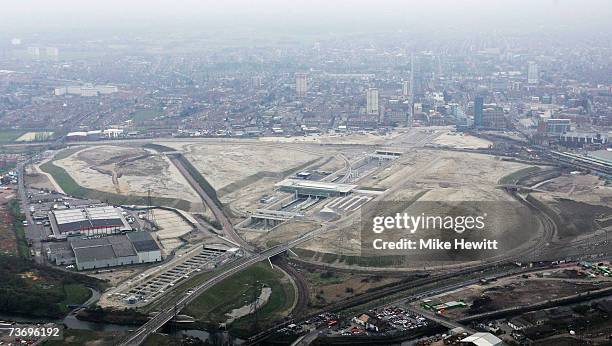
[
  {"xmin": 8, "ymin": 199, "xmax": 29, "ymax": 257},
  {"xmin": 184, "ymin": 262, "xmax": 296, "ymax": 335},
  {"xmin": 39, "ymin": 149, "xmax": 192, "ymax": 211},
  {"xmin": 0, "ymin": 254, "xmax": 101, "ymax": 318},
  {"xmin": 498, "ymin": 166, "xmax": 540, "ymax": 185},
  {"xmin": 131, "ymin": 108, "xmax": 164, "ymax": 121},
  {"xmin": 0, "ymin": 130, "xmax": 25, "ymax": 143}
]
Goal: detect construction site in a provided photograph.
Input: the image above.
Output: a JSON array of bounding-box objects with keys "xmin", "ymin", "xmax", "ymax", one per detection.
[
  {"xmin": 22, "ymin": 127, "xmax": 612, "ymax": 345},
  {"xmin": 36, "ymin": 128, "xmax": 612, "ymax": 272}
]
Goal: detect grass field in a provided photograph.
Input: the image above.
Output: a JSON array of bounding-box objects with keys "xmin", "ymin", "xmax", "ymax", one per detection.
[
  {"xmin": 61, "ymin": 283, "xmax": 92, "ymax": 306},
  {"xmin": 184, "ymin": 262, "xmax": 295, "ymax": 335},
  {"xmin": 8, "ymin": 199, "xmax": 29, "ymax": 258},
  {"xmin": 0, "ymin": 130, "xmax": 25, "ymax": 144},
  {"xmin": 131, "ymin": 108, "xmax": 164, "ymax": 121},
  {"xmin": 498, "ymin": 166, "xmax": 541, "ymax": 185}
]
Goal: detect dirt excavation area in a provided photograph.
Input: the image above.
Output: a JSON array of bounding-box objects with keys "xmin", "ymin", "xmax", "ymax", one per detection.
[
  {"xmin": 54, "ymin": 145, "xmax": 201, "ymax": 207},
  {"xmin": 431, "ymin": 131, "xmax": 493, "ymax": 149},
  {"xmin": 294, "ymin": 149, "xmax": 543, "ymax": 267},
  {"xmin": 534, "ymin": 173, "xmax": 612, "ymax": 207},
  {"xmin": 167, "ymin": 142, "xmax": 330, "ymax": 192},
  {"xmin": 151, "ymin": 209, "xmax": 194, "ymax": 252},
  {"xmin": 416, "ymin": 265, "xmax": 612, "ymax": 319}
]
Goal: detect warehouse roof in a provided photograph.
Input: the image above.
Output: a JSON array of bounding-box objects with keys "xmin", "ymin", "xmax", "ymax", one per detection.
[
  {"xmin": 460, "ymin": 332, "xmax": 503, "ymax": 346},
  {"xmin": 53, "ymin": 206, "xmax": 128, "ymax": 233},
  {"xmin": 73, "ymin": 244, "xmax": 116, "ymax": 263},
  {"xmin": 126, "ymin": 232, "xmax": 160, "ymax": 252},
  {"xmin": 70, "ymin": 234, "xmax": 139, "ymax": 263}
]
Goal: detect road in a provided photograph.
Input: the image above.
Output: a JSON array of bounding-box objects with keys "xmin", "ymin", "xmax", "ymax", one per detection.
[
  {"xmin": 117, "ymin": 244, "xmax": 293, "ymax": 345},
  {"xmin": 16, "ymin": 162, "xmax": 46, "ymax": 263},
  {"xmin": 168, "ymin": 154, "xmax": 252, "ymax": 251},
  {"xmin": 119, "ymin": 213, "xmax": 343, "ymax": 345}
]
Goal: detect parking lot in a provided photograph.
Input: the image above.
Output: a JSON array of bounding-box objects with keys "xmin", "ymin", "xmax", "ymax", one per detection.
[{"xmin": 109, "ymin": 245, "xmax": 237, "ymax": 306}]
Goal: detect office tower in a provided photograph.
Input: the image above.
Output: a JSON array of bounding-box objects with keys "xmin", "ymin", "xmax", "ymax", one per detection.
[
  {"xmin": 46, "ymin": 47, "xmax": 59, "ymax": 59},
  {"xmin": 483, "ymin": 106, "xmax": 506, "ymax": 129},
  {"xmin": 528, "ymin": 61, "xmax": 539, "ymax": 84},
  {"xmin": 474, "ymin": 95, "xmax": 484, "ymax": 127},
  {"xmin": 10, "ymin": 38, "xmax": 21, "ymax": 45},
  {"xmin": 295, "ymin": 73, "xmax": 308, "ymax": 97},
  {"xmin": 402, "ymin": 80, "xmax": 409, "ymax": 97},
  {"xmin": 27, "ymin": 46, "xmax": 40, "ymax": 58},
  {"xmin": 366, "ymin": 88, "xmax": 379, "ymax": 115}
]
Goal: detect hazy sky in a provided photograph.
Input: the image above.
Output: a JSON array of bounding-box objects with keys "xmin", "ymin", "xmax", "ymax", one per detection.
[{"xmin": 2, "ymin": 0, "xmax": 611, "ymax": 36}]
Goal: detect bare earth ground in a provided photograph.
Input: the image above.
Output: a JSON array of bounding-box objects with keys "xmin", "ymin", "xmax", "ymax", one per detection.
[
  {"xmin": 24, "ymin": 166, "xmax": 57, "ymax": 191},
  {"xmin": 301, "ymin": 269, "xmax": 402, "ymax": 313},
  {"xmin": 151, "ymin": 209, "xmax": 193, "ymax": 252},
  {"xmin": 166, "ymin": 142, "xmax": 330, "ymax": 191},
  {"xmin": 239, "ymin": 220, "xmax": 322, "ymax": 247},
  {"xmin": 535, "ymin": 173, "xmax": 612, "ymax": 207},
  {"xmin": 297, "ymin": 149, "xmax": 538, "ymax": 262},
  {"xmin": 431, "ymin": 131, "xmax": 493, "ymax": 149},
  {"xmin": 417, "ymin": 265, "xmax": 612, "ymax": 319},
  {"xmin": 54, "ymin": 145, "xmax": 202, "ymax": 209},
  {"xmin": 32, "ymin": 155, "xmax": 65, "ymax": 193}
]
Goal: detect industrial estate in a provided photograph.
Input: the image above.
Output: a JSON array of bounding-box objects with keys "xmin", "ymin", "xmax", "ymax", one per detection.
[{"xmin": 0, "ymin": 1, "xmax": 612, "ymax": 345}]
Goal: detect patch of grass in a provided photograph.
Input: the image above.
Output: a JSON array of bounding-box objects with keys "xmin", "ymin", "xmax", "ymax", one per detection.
[
  {"xmin": 184, "ymin": 262, "xmax": 295, "ymax": 335},
  {"xmin": 498, "ymin": 166, "xmax": 540, "ymax": 185},
  {"xmin": 61, "ymin": 283, "xmax": 92, "ymax": 306},
  {"xmin": 131, "ymin": 108, "xmax": 164, "ymax": 121},
  {"xmin": 8, "ymin": 199, "xmax": 29, "ymax": 258},
  {"xmin": 0, "ymin": 130, "xmax": 25, "ymax": 144}
]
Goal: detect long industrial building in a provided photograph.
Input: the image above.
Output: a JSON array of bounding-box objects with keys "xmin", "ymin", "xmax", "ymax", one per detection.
[
  {"xmin": 50, "ymin": 206, "xmax": 131, "ymax": 236},
  {"xmin": 63, "ymin": 232, "xmax": 162, "ymax": 270},
  {"xmin": 275, "ymin": 179, "xmax": 357, "ymax": 197}
]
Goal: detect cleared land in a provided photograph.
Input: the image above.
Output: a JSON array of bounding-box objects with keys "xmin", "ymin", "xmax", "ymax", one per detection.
[
  {"xmin": 295, "ymin": 149, "xmax": 540, "ymax": 267},
  {"xmin": 301, "ymin": 268, "xmax": 402, "ymax": 313},
  {"xmin": 175, "ymin": 142, "xmax": 322, "ymax": 192},
  {"xmin": 42, "ymin": 146, "xmax": 203, "ymax": 211},
  {"xmin": 432, "ymin": 131, "xmax": 492, "ymax": 149},
  {"xmin": 151, "ymin": 208, "xmax": 193, "ymax": 252},
  {"xmin": 417, "ymin": 265, "xmax": 612, "ymax": 319},
  {"xmin": 535, "ymin": 173, "xmax": 612, "ymax": 207}
]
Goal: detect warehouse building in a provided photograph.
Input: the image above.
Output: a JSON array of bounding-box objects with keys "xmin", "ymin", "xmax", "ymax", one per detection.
[
  {"xmin": 127, "ymin": 231, "xmax": 163, "ymax": 263},
  {"xmin": 69, "ymin": 232, "xmax": 161, "ymax": 270},
  {"xmin": 50, "ymin": 206, "xmax": 131, "ymax": 236}
]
